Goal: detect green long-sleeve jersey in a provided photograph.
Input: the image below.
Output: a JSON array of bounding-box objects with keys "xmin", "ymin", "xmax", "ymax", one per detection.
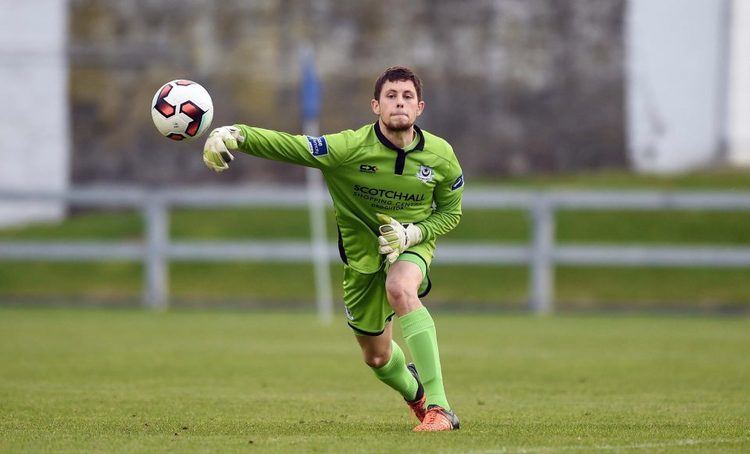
[{"xmin": 234, "ymin": 122, "xmax": 464, "ymax": 274}]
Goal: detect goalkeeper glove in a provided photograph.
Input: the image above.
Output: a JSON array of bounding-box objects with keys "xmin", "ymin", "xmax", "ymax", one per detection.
[
  {"xmin": 376, "ymin": 213, "xmax": 423, "ymax": 264},
  {"xmin": 203, "ymin": 126, "xmax": 244, "ymax": 172}
]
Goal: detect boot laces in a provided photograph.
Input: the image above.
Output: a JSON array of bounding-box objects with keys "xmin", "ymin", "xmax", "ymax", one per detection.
[{"xmin": 423, "ymin": 408, "xmax": 445, "ymax": 426}]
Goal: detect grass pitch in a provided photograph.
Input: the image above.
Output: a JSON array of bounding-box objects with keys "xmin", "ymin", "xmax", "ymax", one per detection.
[{"xmin": 1, "ymin": 308, "xmax": 748, "ymax": 452}]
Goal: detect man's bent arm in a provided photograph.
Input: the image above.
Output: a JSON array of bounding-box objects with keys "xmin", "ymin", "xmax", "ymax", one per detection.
[{"xmin": 415, "ymin": 162, "xmax": 464, "ymax": 242}]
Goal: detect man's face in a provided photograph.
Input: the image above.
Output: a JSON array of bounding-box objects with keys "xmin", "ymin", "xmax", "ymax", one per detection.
[{"xmin": 371, "ymin": 79, "xmax": 425, "ymax": 132}]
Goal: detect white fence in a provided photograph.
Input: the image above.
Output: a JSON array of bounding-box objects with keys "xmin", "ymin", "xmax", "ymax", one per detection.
[{"xmin": 1, "ymin": 187, "xmax": 750, "ymax": 314}]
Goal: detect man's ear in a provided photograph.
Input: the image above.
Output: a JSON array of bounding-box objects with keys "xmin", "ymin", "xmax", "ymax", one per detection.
[
  {"xmin": 371, "ymin": 98, "xmax": 380, "ymax": 116},
  {"xmin": 416, "ymin": 100, "xmax": 425, "ymax": 117}
]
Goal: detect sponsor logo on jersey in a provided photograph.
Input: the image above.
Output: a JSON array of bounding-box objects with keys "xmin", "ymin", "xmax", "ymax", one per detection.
[
  {"xmin": 359, "ymin": 164, "xmax": 378, "ymax": 173},
  {"xmin": 353, "ymin": 185, "xmax": 426, "ymax": 202},
  {"xmin": 305, "ymin": 136, "xmax": 328, "ymax": 157},
  {"xmin": 416, "ymin": 165, "xmax": 435, "ymax": 183},
  {"xmin": 451, "ymin": 174, "xmax": 464, "ymax": 191}
]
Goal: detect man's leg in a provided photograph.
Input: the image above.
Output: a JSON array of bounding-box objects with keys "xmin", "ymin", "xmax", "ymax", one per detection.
[
  {"xmin": 355, "ymin": 324, "xmax": 426, "ymax": 420},
  {"xmin": 387, "ymin": 259, "xmax": 459, "ymax": 431},
  {"xmin": 386, "ymin": 260, "xmax": 454, "ymax": 420}
]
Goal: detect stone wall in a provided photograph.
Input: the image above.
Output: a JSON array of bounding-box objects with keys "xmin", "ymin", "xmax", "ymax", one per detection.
[{"xmin": 69, "ymin": 0, "xmax": 626, "ymax": 184}]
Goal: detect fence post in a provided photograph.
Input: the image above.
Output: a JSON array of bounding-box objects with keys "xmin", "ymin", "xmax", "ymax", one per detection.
[
  {"xmin": 306, "ymin": 168, "xmax": 334, "ymax": 325},
  {"xmin": 530, "ymin": 195, "xmax": 555, "ymax": 314},
  {"xmin": 144, "ymin": 195, "xmax": 168, "ymax": 310}
]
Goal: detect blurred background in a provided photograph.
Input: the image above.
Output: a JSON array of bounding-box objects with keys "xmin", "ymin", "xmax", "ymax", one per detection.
[{"xmin": 1, "ymin": 0, "xmax": 749, "ymax": 313}]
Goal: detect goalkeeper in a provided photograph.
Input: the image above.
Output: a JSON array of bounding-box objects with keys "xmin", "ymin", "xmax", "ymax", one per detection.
[{"xmin": 203, "ymin": 66, "xmax": 464, "ymax": 432}]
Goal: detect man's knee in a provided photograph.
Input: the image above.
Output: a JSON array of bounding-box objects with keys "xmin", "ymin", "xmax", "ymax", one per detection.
[
  {"xmin": 385, "ymin": 277, "xmax": 416, "ymax": 303},
  {"xmin": 385, "ymin": 261, "xmax": 423, "ymax": 304},
  {"xmin": 361, "ymin": 340, "xmax": 392, "ymax": 368},
  {"xmin": 385, "ymin": 275, "xmax": 417, "ymax": 305},
  {"xmin": 363, "ymin": 351, "xmax": 390, "ymax": 368},
  {"xmin": 356, "ymin": 325, "xmax": 393, "ymax": 369}
]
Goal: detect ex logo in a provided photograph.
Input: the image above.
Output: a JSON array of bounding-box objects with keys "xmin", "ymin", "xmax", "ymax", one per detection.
[{"xmin": 359, "ymin": 164, "xmax": 378, "ymax": 173}]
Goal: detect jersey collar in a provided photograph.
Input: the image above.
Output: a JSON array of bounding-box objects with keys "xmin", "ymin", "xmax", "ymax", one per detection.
[{"xmin": 374, "ymin": 122, "xmax": 425, "ymax": 152}]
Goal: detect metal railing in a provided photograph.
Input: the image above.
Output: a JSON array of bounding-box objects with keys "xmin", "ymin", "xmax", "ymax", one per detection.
[{"xmin": 1, "ymin": 187, "xmax": 750, "ymax": 314}]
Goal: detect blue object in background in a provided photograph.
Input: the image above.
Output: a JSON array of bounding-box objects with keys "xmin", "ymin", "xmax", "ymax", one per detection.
[{"xmin": 301, "ymin": 52, "xmax": 321, "ymax": 123}]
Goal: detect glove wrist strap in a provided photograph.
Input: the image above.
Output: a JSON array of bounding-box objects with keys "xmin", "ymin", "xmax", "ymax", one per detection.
[{"xmin": 405, "ymin": 223, "xmax": 423, "ymax": 247}]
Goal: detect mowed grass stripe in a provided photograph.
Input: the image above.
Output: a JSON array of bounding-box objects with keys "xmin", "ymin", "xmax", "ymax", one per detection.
[{"xmin": 1, "ymin": 262, "xmax": 750, "ymax": 309}]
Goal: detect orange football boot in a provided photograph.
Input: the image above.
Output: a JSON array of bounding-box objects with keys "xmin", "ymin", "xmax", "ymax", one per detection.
[
  {"xmin": 413, "ymin": 405, "xmax": 460, "ymax": 432},
  {"xmin": 405, "ymin": 363, "xmax": 426, "ymax": 422}
]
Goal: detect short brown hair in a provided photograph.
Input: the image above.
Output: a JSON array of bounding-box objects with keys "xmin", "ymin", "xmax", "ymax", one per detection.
[{"xmin": 373, "ymin": 66, "xmax": 423, "ymax": 101}]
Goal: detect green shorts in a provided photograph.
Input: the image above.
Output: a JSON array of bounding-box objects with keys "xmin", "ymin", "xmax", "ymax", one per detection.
[{"xmin": 343, "ymin": 252, "xmax": 432, "ymax": 336}]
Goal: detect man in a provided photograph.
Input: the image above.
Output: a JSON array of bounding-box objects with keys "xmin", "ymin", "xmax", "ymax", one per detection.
[{"xmin": 203, "ymin": 66, "xmax": 464, "ymax": 432}]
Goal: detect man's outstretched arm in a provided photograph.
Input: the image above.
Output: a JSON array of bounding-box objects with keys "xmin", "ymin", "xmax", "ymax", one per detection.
[{"xmin": 203, "ymin": 124, "xmax": 347, "ymax": 172}]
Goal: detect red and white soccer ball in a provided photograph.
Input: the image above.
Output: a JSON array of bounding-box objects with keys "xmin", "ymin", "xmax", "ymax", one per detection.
[{"xmin": 151, "ymin": 79, "xmax": 213, "ymax": 141}]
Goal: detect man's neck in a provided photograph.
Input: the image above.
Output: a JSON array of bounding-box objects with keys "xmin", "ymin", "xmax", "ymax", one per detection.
[{"xmin": 378, "ymin": 120, "xmax": 415, "ymax": 149}]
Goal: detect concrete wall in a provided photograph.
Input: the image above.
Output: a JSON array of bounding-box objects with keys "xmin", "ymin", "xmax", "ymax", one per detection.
[
  {"xmin": 727, "ymin": 0, "xmax": 750, "ymax": 167},
  {"xmin": 0, "ymin": 1, "xmax": 70, "ymax": 227},
  {"xmin": 626, "ymin": 0, "xmax": 729, "ymax": 173}
]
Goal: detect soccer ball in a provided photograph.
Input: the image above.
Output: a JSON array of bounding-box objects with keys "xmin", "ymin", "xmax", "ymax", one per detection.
[{"xmin": 151, "ymin": 79, "xmax": 213, "ymax": 141}]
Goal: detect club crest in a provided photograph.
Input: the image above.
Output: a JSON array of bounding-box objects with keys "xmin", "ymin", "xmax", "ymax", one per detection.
[{"xmin": 416, "ymin": 165, "xmax": 434, "ymax": 183}]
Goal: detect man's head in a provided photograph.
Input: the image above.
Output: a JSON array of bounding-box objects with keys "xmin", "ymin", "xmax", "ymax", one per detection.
[
  {"xmin": 371, "ymin": 66, "xmax": 425, "ymax": 132},
  {"xmin": 373, "ymin": 66, "xmax": 423, "ymax": 102}
]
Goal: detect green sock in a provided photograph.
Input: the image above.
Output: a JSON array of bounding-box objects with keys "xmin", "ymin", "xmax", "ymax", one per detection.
[
  {"xmin": 370, "ymin": 340, "xmax": 419, "ymax": 401},
  {"xmin": 399, "ymin": 307, "xmax": 450, "ymax": 410}
]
